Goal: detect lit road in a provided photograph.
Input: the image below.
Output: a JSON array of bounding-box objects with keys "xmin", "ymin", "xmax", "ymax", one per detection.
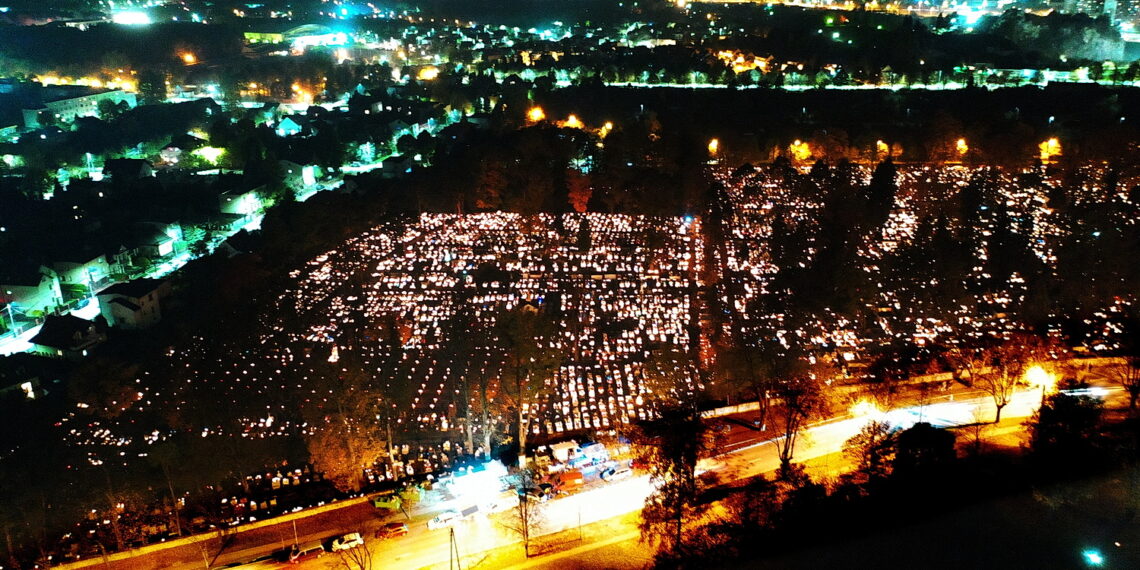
[
  {"xmin": 290, "ymin": 477, "xmax": 654, "ymax": 570},
  {"xmin": 287, "ymin": 385, "xmax": 1112, "ymax": 570},
  {"xmin": 700, "ymin": 386, "xmax": 1119, "ymax": 482}
]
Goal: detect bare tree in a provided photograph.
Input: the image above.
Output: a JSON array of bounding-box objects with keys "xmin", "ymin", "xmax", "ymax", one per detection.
[
  {"xmin": 492, "ymin": 303, "xmax": 562, "ymax": 469},
  {"xmin": 333, "ymin": 533, "xmax": 375, "ymax": 570},
  {"xmin": 501, "ymin": 469, "xmax": 546, "ymax": 556},
  {"xmin": 981, "ymin": 336, "xmax": 1050, "ymax": 423},
  {"xmin": 771, "ymin": 373, "xmax": 830, "ymax": 478},
  {"xmin": 1106, "ymin": 357, "xmax": 1140, "ymax": 412},
  {"xmin": 952, "ymin": 334, "xmax": 1050, "ymax": 423}
]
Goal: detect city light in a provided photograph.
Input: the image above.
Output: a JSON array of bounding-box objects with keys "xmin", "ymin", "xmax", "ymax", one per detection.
[
  {"xmin": 111, "ymin": 11, "xmax": 152, "ymax": 25},
  {"xmin": 1024, "ymin": 365, "xmax": 1057, "ymax": 401},
  {"xmin": 192, "ymin": 147, "xmax": 225, "ymax": 165},
  {"xmin": 1039, "ymin": 137, "xmax": 1062, "ymax": 162},
  {"xmin": 417, "ymin": 66, "xmax": 440, "ymax": 81},
  {"xmin": 789, "ymin": 139, "xmax": 812, "ymax": 162},
  {"xmin": 1082, "ymin": 549, "xmax": 1105, "ymax": 566}
]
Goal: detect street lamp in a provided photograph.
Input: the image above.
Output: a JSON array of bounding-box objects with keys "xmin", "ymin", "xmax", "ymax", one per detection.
[{"xmin": 1024, "ymin": 365, "xmax": 1056, "ymax": 406}]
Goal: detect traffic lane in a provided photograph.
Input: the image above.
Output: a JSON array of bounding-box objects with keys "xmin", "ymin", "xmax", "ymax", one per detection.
[{"xmin": 354, "ymin": 509, "xmax": 514, "ymax": 570}]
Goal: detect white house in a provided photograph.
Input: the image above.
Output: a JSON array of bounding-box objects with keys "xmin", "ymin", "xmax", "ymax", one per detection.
[{"xmin": 97, "ymin": 278, "xmax": 171, "ymax": 329}]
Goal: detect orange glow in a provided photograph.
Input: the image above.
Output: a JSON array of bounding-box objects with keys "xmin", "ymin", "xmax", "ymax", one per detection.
[
  {"xmin": 1024, "ymin": 365, "xmax": 1057, "ymax": 394},
  {"xmin": 527, "ymin": 106, "xmax": 546, "ymax": 123},
  {"xmin": 1039, "ymin": 137, "xmax": 1061, "ymax": 162},
  {"xmin": 715, "ymin": 50, "xmax": 769, "ymax": 74},
  {"xmin": 789, "ymin": 139, "xmax": 812, "ymax": 162},
  {"xmin": 417, "ymin": 66, "xmax": 440, "ymax": 81},
  {"xmin": 956, "ymin": 138, "xmax": 969, "ymax": 156},
  {"xmin": 876, "ymin": 140, "xmax": 889, "ymax": 156},
  {"xmin": 708, "ymin": 138, "xmax": 720, "ymax": 155},
  {"xmin": 850, "ymin": 398, "xmax": 883, "ymax": 420},
  {"xmin": 181, "ymin": 53, "xmax": 197, "ymax": 65},
  {"xmin": 563, "ymin": 114, "xmax": 583, "ymax": 129}
]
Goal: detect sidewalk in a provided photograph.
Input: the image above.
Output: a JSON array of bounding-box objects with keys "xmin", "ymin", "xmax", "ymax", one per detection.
[{"xmin": 444, "ymin": 512, "xmax": 648, "ymax": 570}]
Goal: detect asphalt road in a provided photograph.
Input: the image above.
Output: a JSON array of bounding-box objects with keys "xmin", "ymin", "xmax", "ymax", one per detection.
[
  {"xmin": 281, "ymin": 385, "xmax": 1113, "ymax": 570},
  {"xmin": 109, "ymin": 380, "xmax": 1119, "ymax": 570}
]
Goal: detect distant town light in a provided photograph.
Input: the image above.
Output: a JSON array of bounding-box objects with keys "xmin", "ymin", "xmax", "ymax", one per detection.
[
  {"xmin": 1082, "ymin": 549, "xmax": 1104, "ymax": 566},
  {"xmin": 112, "ymin": 11, "xmax": 152, "ymax": 25},
  {"xmin": 1039, "ymin": 137, "xmax": 1062, "ymax": 162},
  {"xmin": 789, "ymin": 139, "xmax": 811, "ymax": 162}
]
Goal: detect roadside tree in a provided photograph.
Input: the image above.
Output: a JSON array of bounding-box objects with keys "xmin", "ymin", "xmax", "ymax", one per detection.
[
  {"xmin": 843, "ymin": 420, "xmax": 896, "ymax": 482},
  {"xmin": 1106, "ymin": 357, "xmax": 1140, "ymax": 412},
  {"xmin": 628, "ymin": 351, "xmax": 710, "ymax": 557},
  {"xmin": 333, "ymin": 530, "xmax": 374, "ymax": 570},
  {"xmin": 492, "ymin": 303, "xmax": 562, "ymax": 469},
  {"xmin": 502, "ymin": 469, "xmax": 546, "ymax": 556},
  {"xmin": 771, "ymin": 373, "xmax": 830, "ymax": 478}
]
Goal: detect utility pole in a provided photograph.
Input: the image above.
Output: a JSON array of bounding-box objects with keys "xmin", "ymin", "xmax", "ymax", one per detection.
[{"xmin": 449, "ymin": 527, "xmax": 462, "ymax": 570}]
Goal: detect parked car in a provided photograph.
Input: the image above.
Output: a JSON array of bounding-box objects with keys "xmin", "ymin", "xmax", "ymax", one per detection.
[
  {"xmin": 427, "ymin": 510, "xmax": 461, "ymax": 530},
  {"xmin": 376, "ymin": 522, "xmax": 409, "ymax": 539},
  {"xmin": 276, "ymin": 540, "xmax": 324, "ymax": 563},
  {"xmin": 330, "ymin": 532, "xmax": 364, "ymax": 552},
  {"xmin": 601, "ymin": 466, "xmax": 633, "ymax": 481}
]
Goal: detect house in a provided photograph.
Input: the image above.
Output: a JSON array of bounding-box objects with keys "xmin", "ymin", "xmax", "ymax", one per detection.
[
  {"xmin": 280, "ymin": 160, "xmax": 319, "ymax": 193},
  {"xmin": 158, "ymin": 133, "xmax": 207, "ymax": 166},
  {"xmin": 131, "ymin": 222, "xmax": 182, "ymax": 259},
  {"xmin": 218, "ymin": 187, "xmax": 264, "ymax": 218},
  {"xmin": 29, "ymin": 314, "xmax": 106, "ymax": 359},
  {"xmin": 52, "ymin": 253, "xmax": 111, "ymax": 294},
  {"xmin": 0, "ymin": 265, "xmax": 63, "ymax": 316},
  {"xmin": 275, "ymin": 116, "xmax": 304, "ymax": 137},
  {"xmin": 381, "ymin": 155, "xmax": 414, "ymax": 177},
  {"xmin": 102, "ymin": 158, "xmax": 155, "ymax": 182},
  {"xmin": 97, "ymin": 278, "xmax": 171, "ymax": 329}
]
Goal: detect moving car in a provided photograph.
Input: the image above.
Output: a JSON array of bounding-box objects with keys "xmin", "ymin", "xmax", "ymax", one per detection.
[
  {"xmin": 329, "ymin": 532, "xmax": 364, "ymax": 552},
  {"xmin": 376, "ymin": 522, "xmax": 409, "ymax": 539},
  {"xmin": 427, "ymin": 510, "xmax": 461, "ymax": 530}
]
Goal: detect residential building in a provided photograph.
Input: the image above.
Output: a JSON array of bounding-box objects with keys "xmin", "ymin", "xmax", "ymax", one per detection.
[
  {"xmin": 0, "ymin": 265, "xmax": 63, "ymax": 317},
  {"xmin": 97, "ymin": 278, "xmax": 171, "ymax": 329},
  {"xmin": 21, "ymin": 87, "xmax": 137, "ymax": 129},
  {"xmin": 29, "ymin": 314, "xmax": 106, "ymax": 359}
]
